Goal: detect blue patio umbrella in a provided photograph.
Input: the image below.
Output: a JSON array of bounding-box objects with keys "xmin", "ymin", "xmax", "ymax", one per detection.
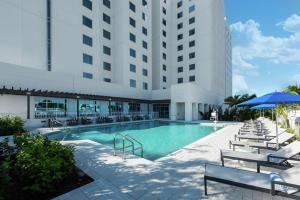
[
  {"xmin": 250, "ymin": 104, "xmax": 276, "ymax": 110},
  {"xmin": 239, "ymin": 92, "xmax": 300, "ymax": 149}
]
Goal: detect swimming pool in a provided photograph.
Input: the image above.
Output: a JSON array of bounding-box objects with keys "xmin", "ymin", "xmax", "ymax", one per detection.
[{"xmin": 47, "ymin": 121, "xmax": 219, "ymax": 161}]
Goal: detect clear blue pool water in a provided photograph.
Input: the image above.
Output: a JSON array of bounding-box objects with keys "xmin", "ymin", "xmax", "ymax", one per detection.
[{"xmin": 47, "ymin": 121, "xmax": 218, "ymax": 161}]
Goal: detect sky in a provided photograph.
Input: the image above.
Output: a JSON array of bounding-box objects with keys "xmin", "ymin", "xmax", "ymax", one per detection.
[{"xmin": 224, "ymin": 0, "xmax": 300, "ymax": 96}]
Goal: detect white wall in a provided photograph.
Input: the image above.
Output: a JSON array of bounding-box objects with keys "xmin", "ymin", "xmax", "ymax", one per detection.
[{"xmin": 0, "ymin": 95, "xmax": 27, "ymax": 119}]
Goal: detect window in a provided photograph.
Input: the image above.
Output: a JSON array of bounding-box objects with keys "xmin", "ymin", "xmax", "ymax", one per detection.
[
  {"xmin": 82, "ymin": 16, "xmax": 92, "ymax": 28},
  {"xmin": 142, "ymin": 27, "xmax": 147, "ymax": 35},
  {"xmin": 177, "ymin": 23, "xmax": 183, "ymax": 30},
  {"xmin": 83, "ymin": 72, "xmax": 93, "ymax": 79},
  {"xmin": 189, "ymin": 5, "xmax": 195, "ymax": 13},
  {"xmin": 177, "ymin": 55, "xmax": 183, "ymax": 62},
  {"xmin": 130, "ymin": 48, "xmax": 136, "ymax": 57},
  {"xmin": 162, "ymin": 53, "xmax": 166, "ymax": 60},
  {"xmin": 103, "ymin": 29, "xmax": 111, "ymax": 40},
  {"xmin": 83, "ymin": 34, "xmax": 93, "ymax": 47},
  {"xmin": 142, "ymin": 68, "xmax": 148, "ymax": 76},
  {"xmin": 83, "ymin": 0, "xmax": 92, "ymax": 10},
  {"xmin": 103, "ymin": 62, "xmax": 111, "ymax": 71},
  {"xmin": 130, "ymin": 79, "xmax": 136, "ymax": 88},
  {"xmin": 129, "ymin": 2, "xmax": 135, "ymax": 12},
  {"xmin": 177, "ymin": 67, "xmax": 183, "ymax": 73},
  {"xmin": 189, "ymin": 52, "xmax": 195, "ymax": 59},
  {"xmin": 177, "ymin": 78, "xmax": 183, "ymax": 84},
  {"xmin": 142, "ymin": 0, "xmax": 147, "ymax": 6},
  {"xmin": 189, "ymin": 17, "xmax": 195, "ymax": 24},
  {"xmin": 189, "ymin": 64, "xmax": 195, "ymax": 70},
  {"xmin": 129, "ymin": 33, "xmax": 136, "ymax": 42},
  {"xmin": 177, "ymin": 34, "xmax": 183, "ymax": 40},
  {"xmin": 143, "ymin": 82, "xmax": 148, "ymax": 90},
  {"xmin": 129, "ymin": 17, "xmax": 136, "ymax": 27},
  {"xmin": 162, "ymin": 7, "xmax": 166, "ymax": 15},
  {"xmin": 104, "ymin": 78, "xmax": 111, "ymax": 82},
  {"xmin": 189, "ymin": 29, "xmax": 195, "ymax": 36},
  {"xmin": 163, "ymin": 76, "xmax": 167, "ymax": 82},
  {"xmin": 162, "ymin": 30, "xmax": 166, "ymax": 37},
  {"xmin": 189, "ymin": 75, "xmax": 195, "ymax": 82},
  {"xmin": 163, "ymin": 64, "xmax": 167, "ymax": 71},
  {"xmin": 130, "ymin": 64, "xmax": 136, "ymax": 72},
  {"xmin": 162, "ymin": 41, "xmax": 166, "ymax": 49},
  {"xmin": 142, "ymin": 41, "xmax": 148, "ymax": 49},
  {"xmin": 177, "ymin": 1, "xmax": 182, "ymax": 8},
  {"xmin": 83, "ymin": 53, "xmax": 93, "ymax": 64},
  {"xmin": 189, "ymin": 40, "xmax": 195, "ymax": 47},
  {"xmin": 177, "ymin": 44, "xmax": 183, "ymax": 51},
  {"xmin": 103, "ymin": 46, "xmax": 111, "ymax": 55},
  {"xmin": 143, "ymin": 54, "xmax": 148, "ymax": 63},
  {"xmin": 103, "ymin": 13, "xmax": 111, "ymax": 24},
  {"xmin": 103, "ymin": 0, "xmax": 110, "ymax": 8},
  {"xmin": 162, "ymin": 19, "xmax": 166, "ymax": 26},
  {"xmin": 177, "ymin": 12, "xmax": 183, "ymax": 19},
  {"xmin": 142, "ymin": 12, "xmax": 146, "ymax": 20}
]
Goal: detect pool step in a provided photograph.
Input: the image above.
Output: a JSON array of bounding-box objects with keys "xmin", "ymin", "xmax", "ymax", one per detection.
[{"xmin": 113, "ymin": 133, "xmax": 144, "ymax": 159}]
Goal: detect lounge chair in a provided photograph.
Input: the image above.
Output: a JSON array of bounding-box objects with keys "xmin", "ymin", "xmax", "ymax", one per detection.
[
  {"xmin": 204, "ymin": 163, "xmax": 300, "ymax": 199},
  {"xmin": 221, "ymin": 141, "xmax": 300, "ymax": 172},
  {"xmin": 230, "ymin": 132, "xmax": 295, "ymax": 153}
]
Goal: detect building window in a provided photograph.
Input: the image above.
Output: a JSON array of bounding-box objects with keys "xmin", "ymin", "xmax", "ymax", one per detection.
[
  {"xmin": 177, "ymin": 22, "xmax": 183, "ymax": 30},
  {"xmin": 163, "ymin": 76, "xmax": 167, "ymax": 82},
  {"xmin": 143, "ymin": 55, "xmax": 148, "ymax": 63},
  {"xmin": 189, "ymin": 17, "xmax": 195, "ymax": 24},
  {"xmin": 189, "ymin": 64, "xmax": 195, "ymax": 70},
  {"xmin": 162, "ymin": 7, "xmax": 166, "ymax": 15},
  {"xmin": 177, "ymin": 44, "xmax": 183, "ymax": 51},
  {"xmin": 143, "ymin": 82, "xmax": 148, "ymax": 90},
  {"xmin": 103, "ymin": 13, "xmax": 111, "ymax": 24},
  {"xmin": 142, "ymin": 41, "xmax": 148, "ymax": 49},
  {"xmin": 177, "ymin": 55, "xmax": 183, "ymax": 62},
  {"xmin": 83, "ymin": 53, "xmax": 93, "ymax": 64},
  {"xmin": 162, "ymin": 30, "xmax": 166, "ymax": 37},
  {"xmin": 130, "ymin": 64, "xmax": 136, "ymax": 72},
  {"xmin": 189, "ymin": 5, "xmax": 195, "ymax": 13},
  {"xmin": 129, "ymin": 2, "xmax": 136, "ymax": 12},
  {"xmin": 177, "ymin": 12, "xmax": 183, "ymax": 19},
  {"xmin": 103, "ymin": 62, "xmax": 111, "ymax": 71},
  {"xmin": 103, "ymin": 29, "xmax": 111, "ymax": 40},
  {"xmin": 130, "ymin": 48, "xmax": 136, "ymax": 57},
  {"xmin": 177, "ymin": 1, "xmax": 182, "ymax": 8},
  {"xmin": 82, "ymin": 16, "xmax": 92, "ymax": 28},
  {"xmin": 130, "ymin": 33, "xmax": 136, "ymax": 42},
  {"xmin": 83, "ymin": 34, "xmax": 93, "ymax": 47},
  {"xmin": 130, "ymin": 79, "xmax": 136, "ymax": 88},
  {"xmin": 162, "ymin": 41, "xmax": 167, "ymax": 49},
  {"xmin": 163, "ymin": 64, "xmax": 167, "ymax": 71},
  {"xmin": 189, "ymin": 29, "xmax": 195, "ymax": 36},
  {"xmin": 177, "ymin": 77, "xmax": 183, "ymax": 84},
  {"xmin": 142, "ymin": 0, "xmax": 147, "ymax": 6},
  {"xmin": 83, "ymin": 72, "xmax": 93, "ymax": 79},
  {"xmin": 177, "ymin": 67, "xmax": 183, "ymax": 73},
  {"xmin": 103, "ymin": 46, "xmax": 111, "ymax": 55},
  {"xmin": 177, "ymin": 34, "xmax": 183, "ymax": 40},
  {"xmin": 189, "ymin": 75, "xmax": 195, "ymax": 82},
  {"xmin": 142, "ymin": 68, "xmax": 148, "ymax": 76},
  {"xmin": 189, "ymin": 52, "xmax": 195, "ymax": 59},
  {"xmin": 142, "ymin": 27, "xmax": 147, "ymax": 35},
  {"xmin": 142, "ymin": 12, "xmax": 146, "ymax": 20},
  {"xmin": 189, "ymin": 40, "xmax": 195, "ymax": 47},
  {"xmin": 162, "ymin": 19, "xmax": 166, "ymax": 26},
  {"xmin": 104, "ymin": 78, "xmax": 111, "ymax": 82},
  {"xmin": 82, "ymin": 0, "xmax": 92, "ymax": 10},
  {"xmin": 103, "ymin": 0, "xmax": 110, "ymax": 8},
  {"xmin": 129, "ymin": 17, "xmax": 136, "ymax": 27},
  {"xmin": 162, "ymin": 53, "xmax": 166, "ymax": 60}
]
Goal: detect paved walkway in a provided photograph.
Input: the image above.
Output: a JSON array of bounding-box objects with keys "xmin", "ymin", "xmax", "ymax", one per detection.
[{"xmin": 54, "ymin": 122, "xmax": 293, "ymax": 200}]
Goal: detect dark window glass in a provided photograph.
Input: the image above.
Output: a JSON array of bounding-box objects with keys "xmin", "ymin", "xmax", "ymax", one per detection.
[
  {"xmin": 82, "ymin": 16, "xmax": 92, "ymax": 28},
  {"xmin": 142, "ymin": 0, "xmax": 147, "ymax": 6},
  {"xmin": 163, "ymin": 64, "xmax": 167, "ymax": 71},
  {"xmin": 177, "ymin": 44, "xmax": 183, "ymax": 51},
  {"xmin": 103, "ymin": 46, "xmax": 111, "ymax": 55},
  {"xmin": 189, "ymin": 75, "xmax": 195, "ymax": 82},
  {"xmin": 142, "ymin": 68, "xmax": 148, "ymax": 76},
  {"xmin": 189, "ymin": 64, "xmax": 195, "ymax": 70},
  {"xmin": 83, "ymin": 34, "xmax": 93, "ymax": 46},
  {"xmin": 83, "ymin": 72, "xmax": 93, "ymax": 79},
  {"xmin": 142, "ymin": 12, "xmax": 146, "ymax": 20},
  {"xmin": 189, "ymin": 40, "xmax": 195, "ymax": 47},
  {"xmin": 103, "ymin": 0, "xmax": 110, "ymax": 8},
  {"xmin": 177, "ymin": 12, "xmax": 183, "ymax": 19},
  {"xmin": 130, "ymin": 48, "xmax": 136, "ymax": 57},
  {"xmin": 129, "ymin": 17, "xmax": 136, "ymax": 27},
  {"xmin": 103, "ymin": 13, "xmax": 111, "ymax": 24},
  {"xmin": 177, "ymin": 78, "xmax": 183, "ymax": 84},
  {"xmin": 143, "ymin": 54, "xmax": 148, "ymax": 63},
  {"xmin": 189, "ymin": 29, "xmax": 195, "ymax": 36},
  {"xmin": 162, "ymin": 7, "xmax": 166, "ymax": 14},
  {"xmin": 163, "ymin": 76, "xmax": 167, "ymax": 82},
  {"xmin": 177, "ymin": 1, "xmax": 182, "ymax": 8},
  {"xmin": 130, "ymin": 79, "xmax": 136, "ymax": 88},
  {"xmin": 129, "ymin": 2, "xmax": 135, "ymax": 12},
  {"xmin": 82, "ymin": 0, "xmax": 92, "ymax": 10},
  {"xmin": 162, "ymin": 30, "xmax": 166, "ymax": 37},
  {"xmin": 103, "ymin": 62, "xmax": 111, "ymax": 71},
  {"xmin": 104, "ymin": 78, "xmax": 111, "ymax": 82},
  {"xmin": 189, "ymin": 5, "xmax": 195, "ymax": 13},
  {"xmin": 177, "ymin": 67, "xmax": 183, "ymax": 73},
  {"xmin": 142, "ymin": 27, "xmax": 147, "ymax": 35},
  {"xmin": 83, "ymin": 53, "xmax": 93, "ymax": 64},
  {"xmin": 163, "ymin": 19, "xmax": 166, "ymax": 26},
  {"xmin": 177, "ymin": 34, "xmax": 183, "ymax": 40},
  {"xmin": 189, "ymin": 17, "xmax": 195, "ymax": 24},
  {"xmin": 142, "ymin": 41, "xmax": 148, "ymax": 49},
  {"xmin": 177, "ymin": 23, "xmax": 183, "ymax": 29},
  {"xmin": 130, "ymin": 33, "xmax": 136, "ymax": 42},
  {"xmin": 189, "ymin": 52, "xmax": 195, "ymax": 59},
  {"xmin": 103, "ymin": 29, "xmax": 111, "ymax": 40},
  {"xmin": 162, "ymin": 41, "xmax": 166, "ymax": 49},
  {"xmin": 162, "ymin": 53, "xmax": 166, "ymax": 60},
  {"xmin": 143, "ymin": 82, "xmax": 148, "ymax": 90},
  {"xmin": 130, "ymin": 64, "xmax": 136, "ymax": 72},
  {"xmin": 177, "ymin": 55, "xmax": 183, "ymax": 62}
]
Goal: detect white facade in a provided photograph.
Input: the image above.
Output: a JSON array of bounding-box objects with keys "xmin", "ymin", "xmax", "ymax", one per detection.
[{"xmin": 0, "ymin": 0, "xmax": 231, "ymax": 122}]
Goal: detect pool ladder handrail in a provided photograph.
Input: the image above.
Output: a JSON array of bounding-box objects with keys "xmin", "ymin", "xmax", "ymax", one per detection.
[
  {"xmin": 125, "ymin": 135, "xmax": 144, "ymax": 158},
  {"xmin": 113, "ymin": 133, "xmax": 144, "ymax": 159}
]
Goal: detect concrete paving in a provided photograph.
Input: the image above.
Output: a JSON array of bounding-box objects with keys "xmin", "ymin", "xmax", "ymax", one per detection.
[{"xmin": 54, "ymin": 121, "xmax": 294, "ymax": 200}]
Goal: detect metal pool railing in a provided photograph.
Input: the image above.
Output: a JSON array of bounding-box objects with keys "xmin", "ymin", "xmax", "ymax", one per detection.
[{"xmin": 113, "ymin": 133, "xmax": 144, "ymax": 159}]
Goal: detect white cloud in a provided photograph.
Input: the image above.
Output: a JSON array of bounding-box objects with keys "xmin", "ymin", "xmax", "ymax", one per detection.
[
  {"xmin": 277, "ymin": 14, "xmax": 300, "ymax": 33},
  {"xmin": 233, "ymin": 74, "xmax": 249, "ymax": 94}
]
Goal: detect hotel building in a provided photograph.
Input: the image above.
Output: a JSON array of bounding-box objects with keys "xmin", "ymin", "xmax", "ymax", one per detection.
[{"xmin": 0, "ymin": 0, "xmax": 231, "ymax": 126}]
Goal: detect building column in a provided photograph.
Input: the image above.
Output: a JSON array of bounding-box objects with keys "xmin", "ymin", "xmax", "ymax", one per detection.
[
  {"xmin": 185, "ymin": 102, "xmax": 192, "ymax": 122},
  {"xmin": 76, "ymin": 97, "xmax": 80, "ymax": 117},
  {"xmin": 192, "ymin": 103, "xmax": 198, "ymax": 121},
  {"xmin": 170, "ymin": 102, "xmax": 177, "ymax": 121},
  {"xmin": 26, "ymin": 94, "xmax": 31, "ymax": 119}
]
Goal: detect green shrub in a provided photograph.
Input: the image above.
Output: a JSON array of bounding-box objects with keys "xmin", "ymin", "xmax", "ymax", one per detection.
[
  {"xmin": 12, "ymin": 134, "xmax": 75, "ymax": 194},
  {"xmin": 0, "ymin": 158, "xmax": 12, "ymax": 200},
  {"xmin": 0, "ymin": 116, "xmax": 24, "ymax": 136}
]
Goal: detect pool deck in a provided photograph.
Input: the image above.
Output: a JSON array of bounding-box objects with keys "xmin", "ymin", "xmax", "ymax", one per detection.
[{"xmin": 54, "ymin": 121, "xmax": 293, "ymax": 200}]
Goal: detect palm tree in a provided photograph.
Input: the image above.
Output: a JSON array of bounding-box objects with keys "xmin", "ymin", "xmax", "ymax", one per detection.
[
  {"xmin": 284, "ymin": 85, "xmax": 300, "ymax": 94},
  {"xmin": 224, "ymin": 94, "xmax": 257, "ymax": 107}
]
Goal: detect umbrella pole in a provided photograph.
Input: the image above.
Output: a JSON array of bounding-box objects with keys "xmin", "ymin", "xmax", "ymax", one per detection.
[{"xmin": 276, "ymin": 110, "xmax": 279, "ymax": 149}]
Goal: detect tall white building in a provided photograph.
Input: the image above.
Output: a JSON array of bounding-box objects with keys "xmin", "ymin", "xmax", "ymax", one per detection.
[{"xmin": 0, "ymin": 0, "xmax": 231, "ymax": 124}]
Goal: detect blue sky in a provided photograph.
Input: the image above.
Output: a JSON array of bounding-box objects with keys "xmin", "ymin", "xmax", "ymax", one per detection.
[{"xmin": 224, "ymin": 0, "xmax": 300, "ymax": 96}]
